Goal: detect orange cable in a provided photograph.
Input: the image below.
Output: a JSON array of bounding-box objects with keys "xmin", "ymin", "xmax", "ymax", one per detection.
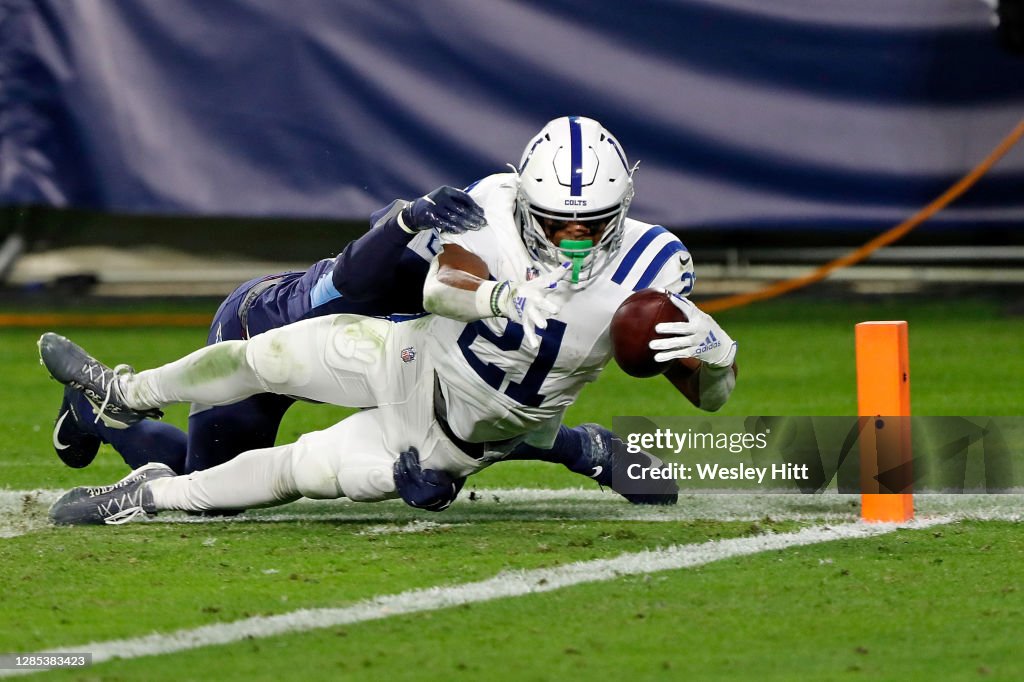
[
  {"xmin": 701, "ymin": 117, "xmax": 1024, "ymax": 314},
  {"xmin": 0, "ymin": 312, "xmax": 210, "ymax": 328}
]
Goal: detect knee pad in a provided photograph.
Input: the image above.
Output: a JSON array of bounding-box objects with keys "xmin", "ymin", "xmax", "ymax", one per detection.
[
  {"xmin": 288, "ymin": 409, "xmax": 400, "ymax": 503},
  {"xmin": 337, "ymin": 461, "xmax": 397, "ymax": 503},
  {"xmin": 290, "ymin": 442, "xmax": 344, "ymax": 500},
  {"xmin": 247, "ymin": 329, "xmax": 314, "ymax": 392}
]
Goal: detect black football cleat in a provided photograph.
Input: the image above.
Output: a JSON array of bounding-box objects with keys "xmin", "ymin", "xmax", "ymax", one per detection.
[
  {"xmin": 578, "ymin": 423, "xmax": 679, "ymax": 505},
  {"xmin": 49, "ymin": 462, "xmax": 175, "ymax": 525},
  {"xmin": 52, "ymin": 386, "xmax": 102, "ymax": 468},
  {"xmin": 38, "ymin": 332, "xmax": 163, "ymax": 429}
]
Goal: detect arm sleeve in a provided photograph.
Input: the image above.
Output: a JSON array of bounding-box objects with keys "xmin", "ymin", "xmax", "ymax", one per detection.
[
  {"xmin": 697, "ymin": 363, "xmax": 737, "ymax": 412},
  {"xmin": 331, "ymin": 200, "xmax": 414, "ymax": 301}
]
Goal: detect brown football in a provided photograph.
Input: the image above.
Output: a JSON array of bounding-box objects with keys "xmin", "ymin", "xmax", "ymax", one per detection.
[{"xmin": 610, "ymin": 289, "xmax": 688, "ymax": 377}]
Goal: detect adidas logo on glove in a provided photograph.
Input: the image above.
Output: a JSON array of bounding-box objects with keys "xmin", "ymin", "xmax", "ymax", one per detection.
[{"xmin": 697, "ymin": 331, "xmax": 721, "ymax": 354}]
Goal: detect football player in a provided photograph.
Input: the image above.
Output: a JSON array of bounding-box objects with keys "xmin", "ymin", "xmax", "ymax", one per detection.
[
  {"xmin": 48, "ymin": 186, "xmax": 674, "ymax": 509},
  {"xmin": 41, "ymin": 116, "xmax": 738, "ymax": 524}
]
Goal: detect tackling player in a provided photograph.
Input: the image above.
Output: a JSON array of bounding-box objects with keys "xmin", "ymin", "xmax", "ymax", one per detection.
[{"xmin": 41, "ymin": 116, "xmax": 738, "ymax": 525}]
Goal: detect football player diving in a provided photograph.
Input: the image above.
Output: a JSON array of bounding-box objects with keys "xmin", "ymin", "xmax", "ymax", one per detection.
[
  {"xmin": 47, "ymin": 188, "xmax": 671, "ymax": 510},
  {"xmin": 40, "ymin": 116, "xmax": 738, "ymax": 525}
]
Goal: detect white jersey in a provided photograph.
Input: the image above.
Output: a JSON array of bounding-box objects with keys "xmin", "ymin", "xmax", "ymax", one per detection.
[{"xmin": 427, "ymin": 173, "xmax": 695, "ymax": 449}]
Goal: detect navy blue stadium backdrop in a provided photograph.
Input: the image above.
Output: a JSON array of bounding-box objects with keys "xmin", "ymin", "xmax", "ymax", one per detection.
[{"xmin": 2, "ymin": 0, "xmax": 1022, "ymax": 230}]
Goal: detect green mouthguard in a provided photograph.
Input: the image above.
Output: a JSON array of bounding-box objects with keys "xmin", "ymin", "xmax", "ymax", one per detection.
[{"xmin": 559, "ymin": 239, "xmax": 593, "ymax": 284}]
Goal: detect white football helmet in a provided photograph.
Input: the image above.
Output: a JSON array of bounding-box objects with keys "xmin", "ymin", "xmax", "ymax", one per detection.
[{"xmin": 516, "ymin": 116, "xmax": 635, "ymax": 286}]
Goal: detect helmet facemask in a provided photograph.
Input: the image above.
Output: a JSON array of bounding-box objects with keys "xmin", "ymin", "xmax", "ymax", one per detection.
[{"xmin": 516, "ymin": 185, "xmax": 633, "ymax": 285}]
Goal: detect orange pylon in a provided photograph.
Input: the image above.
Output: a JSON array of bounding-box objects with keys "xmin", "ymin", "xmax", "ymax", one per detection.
[{"xmin": 855, "ymin": 321, "xmax": 914, "ymax": 522}]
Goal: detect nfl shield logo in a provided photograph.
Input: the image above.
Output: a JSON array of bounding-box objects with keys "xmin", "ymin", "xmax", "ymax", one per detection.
[
  {"xmin": 525, "ymin": 266, "xmax": 539, "ymax": 281},
  {"xmin": 400, "ymin": 346, "xmax": 416, "ymax": 363}
]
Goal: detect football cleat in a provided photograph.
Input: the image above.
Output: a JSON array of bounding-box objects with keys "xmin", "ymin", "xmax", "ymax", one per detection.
[
  {"xmin": 52, "ymin": 386, "xmax": 102, "ymax": 468},
  {"xmin": 38, "ymin": 332, "xmax": 163, "ymax": 429},
  {"xmin": 49, "ymin": 462, "xmax": 175, "ymax": 525},
  {"xmin": 578, "ymin": 423, "xmax": 679, "ymax": 505}
]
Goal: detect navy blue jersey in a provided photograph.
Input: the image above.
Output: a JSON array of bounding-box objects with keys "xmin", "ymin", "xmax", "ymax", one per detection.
[
  {"xmin": 224, "ymin": 204, "xmax": 440, "ymax": 340},
  {"xmin": 242, "ymin": 250, "xmax": 430, "ymax": 337}
]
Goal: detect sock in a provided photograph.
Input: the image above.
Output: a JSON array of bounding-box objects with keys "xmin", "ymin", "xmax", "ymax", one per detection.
[
  {"xmin": 506, "ymin": 424, "xmax": 590, "ymax": 472},
  {"xmin": 103, "ymin": 422, "xmax": 188, "ymax": 473},
  {"xmin": 69, "ymin": 388, "xmax": 188, "ymax": 473}
]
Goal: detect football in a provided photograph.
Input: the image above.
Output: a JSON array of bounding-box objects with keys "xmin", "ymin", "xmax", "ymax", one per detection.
[{"xmin": 610, "ymin": 288, "xmax": 688, "ymax": 377}]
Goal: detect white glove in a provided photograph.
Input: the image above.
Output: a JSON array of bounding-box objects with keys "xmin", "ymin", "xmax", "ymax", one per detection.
[
  {"xmin": 493, "ymin": 262, "xmax": 571, "ymax": 346},
  {"xmin": 648, "ymin": 293, "xmax": 737, "ymax": 368}
]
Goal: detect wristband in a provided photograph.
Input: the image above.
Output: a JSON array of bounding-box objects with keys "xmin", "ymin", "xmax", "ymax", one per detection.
[
  {"xmin": 474, "ymin": 281, "xmax": 499, "ymax": 318},
  {"xmin": 490, "ymin": 281, "xmax": 510, "ymax": 317},
  {"xmin": 396, "ymin": 207, "xmax": 417, "ymax": 234}
]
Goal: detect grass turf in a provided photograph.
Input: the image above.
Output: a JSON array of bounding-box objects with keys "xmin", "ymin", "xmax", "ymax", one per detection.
[
  {"xmin": 2, "ymin": 296, "xmax": 1020, "ymax": 490},
  {"xmin": 0, "ymin": 518, "xmax": 797, "ymax": 652},
  {"xmin": 26, "ymin": 521, "xmax": 1024, "ymax": 682},
  {"xmin": 0, "ymin": 297, "xmax": 1020, "ymax": 680}
]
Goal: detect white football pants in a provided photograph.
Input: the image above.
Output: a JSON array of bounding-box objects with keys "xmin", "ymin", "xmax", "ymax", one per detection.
[{"xmin": 143, "ymin": 314, "xmax": 485, "ymax": 511}]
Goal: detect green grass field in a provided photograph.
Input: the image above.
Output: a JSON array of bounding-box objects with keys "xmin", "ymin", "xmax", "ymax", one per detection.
[{"xmin": 0, "ymin": 297, "xmax": 1021, "ymax": 680}]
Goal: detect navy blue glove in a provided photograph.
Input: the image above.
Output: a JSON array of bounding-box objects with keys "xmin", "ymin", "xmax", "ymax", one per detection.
[
  {"xmin": 400, "ymin": 186, "xmax": 486, "ymax": 234},
  {"xmin": 393, "ymin": 447, "xmax": 466, "ymax": 512}
]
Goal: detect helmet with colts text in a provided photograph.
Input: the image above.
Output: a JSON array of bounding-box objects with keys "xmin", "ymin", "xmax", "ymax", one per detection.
[{"xmin": 515, "ymin": 116, "xmax": 636, "ymax": 286}]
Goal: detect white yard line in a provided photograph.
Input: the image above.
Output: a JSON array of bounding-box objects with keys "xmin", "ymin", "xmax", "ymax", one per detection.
[
  {"xmin": 0, "ymin": 518, "xmax": 948, "ymax": 677},
  {"xmin": 0, "ymin": 490, "xmax": 60, "ymax": 538},
  {"xmin": 355, "ymin": 520, "xmax": 458, "ymax": 535},
  {"xmin": 2, "ymin": 488, "xmax": 1021, "ymax": 538}
]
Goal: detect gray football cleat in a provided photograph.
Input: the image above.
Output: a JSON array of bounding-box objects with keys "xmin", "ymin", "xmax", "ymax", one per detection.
[
  {"xmin": 49, "ymin": 462, "xmax": 175, "ymax": 525},
  {"xmin": 578, "ymin": 423, "xmax": 679, "ymax": 505},
  {"xmin": 38, "ymin": 332, "xmax": 163, "ymax": 429}
]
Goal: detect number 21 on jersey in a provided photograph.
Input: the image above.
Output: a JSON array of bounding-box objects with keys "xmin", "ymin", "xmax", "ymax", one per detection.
[{"xmin": 456, "ymin": 319, "xmax": 566, "ymax": 408}]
